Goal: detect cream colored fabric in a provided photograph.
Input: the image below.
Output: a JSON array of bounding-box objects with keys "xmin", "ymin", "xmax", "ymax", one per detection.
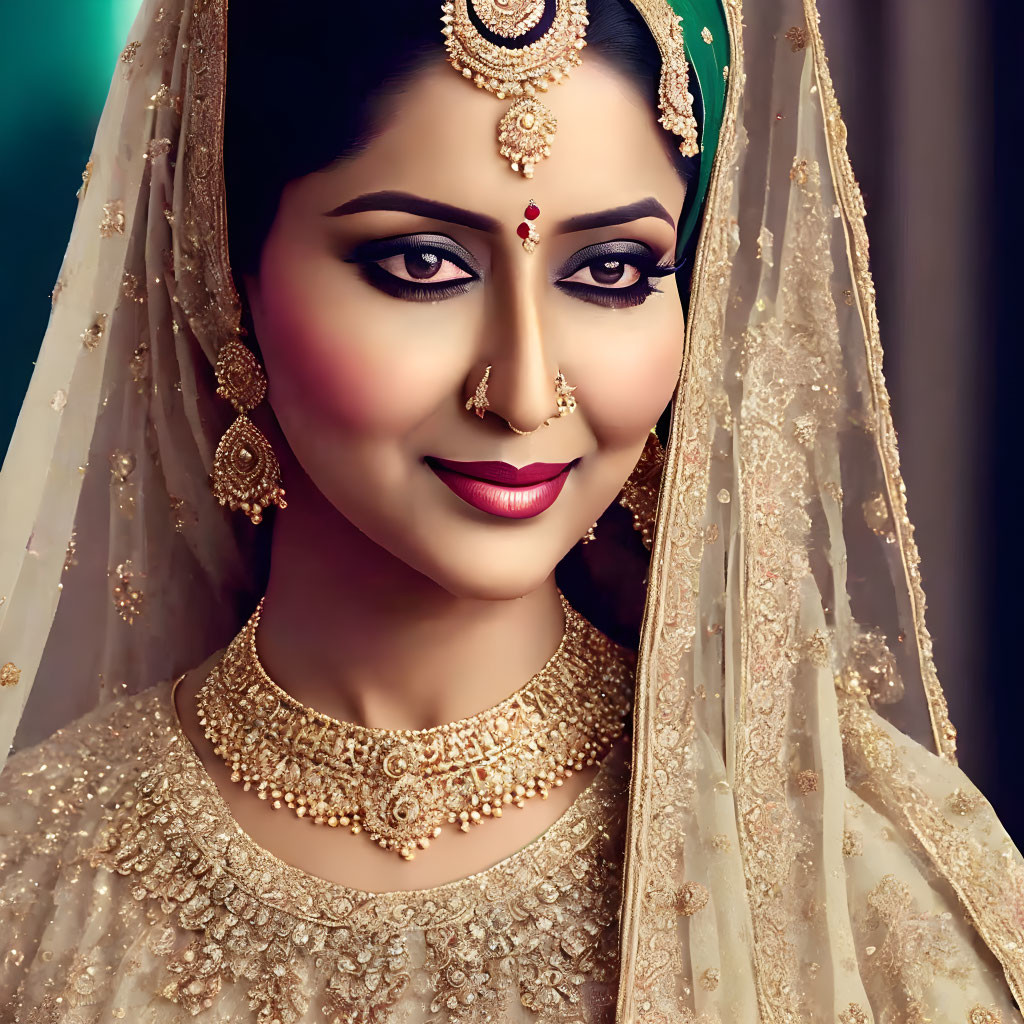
[
  {"xmin": 0, "ymin": 681, "xmax": 1018, "ymax": 1023},
  {"xmin": 1, "ymin": 683, "xmax": 628, "ymax": 1022},
  {"xmin": 0, "ymin": 0, "xmax": 1022, "ymax": 1021}
]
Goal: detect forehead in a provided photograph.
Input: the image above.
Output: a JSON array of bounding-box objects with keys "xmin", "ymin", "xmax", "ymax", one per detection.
[{"xmin": 292, "ymin": 57, "xmax": 686, "ymax": 223}]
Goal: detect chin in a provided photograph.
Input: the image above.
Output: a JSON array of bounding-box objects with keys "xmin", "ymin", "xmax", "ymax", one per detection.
[{"xmin": 400, "ymin": 524, "xmax": 573, "ymax": 602}]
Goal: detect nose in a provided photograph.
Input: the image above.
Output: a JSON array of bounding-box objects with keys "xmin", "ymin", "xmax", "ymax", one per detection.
[{"xmin": 467, "ymin": 262, "xmax": 556, "ymax": 434}]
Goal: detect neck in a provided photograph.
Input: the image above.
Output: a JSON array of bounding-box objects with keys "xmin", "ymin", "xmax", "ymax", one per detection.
[{"xmin": 255, "ymin": 468, "xmax": 564, "ymax": 732}]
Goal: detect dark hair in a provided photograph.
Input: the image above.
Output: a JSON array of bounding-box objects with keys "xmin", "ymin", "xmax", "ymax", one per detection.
[{"xmin": 224, "ymin": 0, "xmax": 700, "ymax": 275}]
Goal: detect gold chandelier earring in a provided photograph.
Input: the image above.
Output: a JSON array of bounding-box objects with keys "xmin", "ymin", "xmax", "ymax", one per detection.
[
  {"xmin": 210, "ymin": 337, "xmax": 287, "ymax": 525},
  {"xmin": 617, "ymin": 430, "xmax": 665, "ymax": 550}
]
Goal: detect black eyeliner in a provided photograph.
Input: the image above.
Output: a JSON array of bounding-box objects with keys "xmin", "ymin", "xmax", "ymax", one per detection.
[
  {"xmin": 554, "ymin": 239, "xmax": 679, "ymax": 309},
  {"xmin": 343, "ymin": 232, "xmax": 483, "ymax": 278}
]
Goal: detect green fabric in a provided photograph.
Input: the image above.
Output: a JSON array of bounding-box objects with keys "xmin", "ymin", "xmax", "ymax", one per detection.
[{"xmin": 669, "ymin": 0, "xmax": 730, "ymax": 255}]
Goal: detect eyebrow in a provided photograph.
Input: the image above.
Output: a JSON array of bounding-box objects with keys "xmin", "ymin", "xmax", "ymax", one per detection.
[
  {"xmin": 325, "ymin": 190, "xmax": 501, "ymax": 233},
  {"xmin": 324, "ymin": 190, "xmax": 676, "ymax": 235},
  {"xmin": 554, "ymin": 197, "xmax": 676, "ymax": 233}
]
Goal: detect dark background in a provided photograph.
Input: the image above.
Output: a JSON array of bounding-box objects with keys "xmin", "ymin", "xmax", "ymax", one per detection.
[{"xmin": 2, "ymin": 2, "xmax": 1020, "ymax": 844}]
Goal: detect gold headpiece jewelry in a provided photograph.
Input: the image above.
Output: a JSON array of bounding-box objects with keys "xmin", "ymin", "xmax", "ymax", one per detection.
[
  {"xmin": 441, "ymin": 0, "xmax": 588, "ymax": 178},
  {"xmin": 441, "ymin": 0, "xmax": 699, "ymax": 180},
  {"xmin": 196, "ymin": 594, "xmax": 633, "ymax": 860}
]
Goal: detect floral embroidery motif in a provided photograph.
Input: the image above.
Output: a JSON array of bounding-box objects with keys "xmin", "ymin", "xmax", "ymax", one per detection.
[
  {"xmin": 784, "ymin": 26, "xmax": 807, "ymax": 51},
  {"xmin": 969, "ymin": 1008, "xmax": 1004, "ymax": 1024},
  {"xmin": 838, "ymin": 1005, "xmax": 869, "ymax": 1024}
]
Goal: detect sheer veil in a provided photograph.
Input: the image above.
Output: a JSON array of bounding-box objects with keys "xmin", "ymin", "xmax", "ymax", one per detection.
[{"xmin": 0, "ymin": 0, "xmax": 1021, "ymax": 1020}]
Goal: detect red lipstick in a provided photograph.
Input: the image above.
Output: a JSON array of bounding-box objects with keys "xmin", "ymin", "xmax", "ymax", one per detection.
[{"xmin": 426, "ymin": 458, "xmax": 575, "ymax": 519}]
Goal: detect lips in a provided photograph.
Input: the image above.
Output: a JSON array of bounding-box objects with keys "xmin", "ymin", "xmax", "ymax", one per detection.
[{"xmin": 426, "ymin": 458, "xmax": 575, "ymax": 519}]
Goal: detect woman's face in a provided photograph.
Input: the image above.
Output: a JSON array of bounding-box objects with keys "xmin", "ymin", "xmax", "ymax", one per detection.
[{"xmin": 246, "ymin": 57, "xmax": 687, "ymax": 600}]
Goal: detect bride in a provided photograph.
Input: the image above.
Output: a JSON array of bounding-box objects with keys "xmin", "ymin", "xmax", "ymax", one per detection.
[{"xmin": 0, "ymin": 0, "xmax": 1021, "ymax": 1020}]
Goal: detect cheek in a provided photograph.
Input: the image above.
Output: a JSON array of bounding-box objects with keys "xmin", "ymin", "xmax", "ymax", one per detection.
[
  {"xmin": 574, "ymin": 304, "xmax": 684, "ymax": 443},
  {"xmin": 253, "ymin": 237, "xmax": 464, "ymax": 435}
]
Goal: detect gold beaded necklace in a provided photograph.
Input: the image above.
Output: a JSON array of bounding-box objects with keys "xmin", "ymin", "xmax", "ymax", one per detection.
[{"xmin": 197, "ymin": 595, "xmax": 634, "ymax": 860}]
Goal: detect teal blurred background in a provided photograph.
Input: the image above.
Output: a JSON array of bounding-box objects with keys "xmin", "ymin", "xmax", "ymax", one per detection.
[{"xmin": 0, "ymin": 0, "xmax": 136, "ymax": 450}]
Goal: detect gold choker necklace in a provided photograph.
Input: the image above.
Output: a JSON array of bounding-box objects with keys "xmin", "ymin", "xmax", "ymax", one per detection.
[{"xmin": 197, "ymin": 596, "xmax": 634, "ymax": 860}]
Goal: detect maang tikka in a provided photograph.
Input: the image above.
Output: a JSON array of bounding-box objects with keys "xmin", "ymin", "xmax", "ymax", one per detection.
[
  {"xmin": 442, "ymin": 0, "xmax": 700, "ymax": 180},
  {"xmin": 210, "ymin": 337, "xmax": 287, "ymax": 525}
]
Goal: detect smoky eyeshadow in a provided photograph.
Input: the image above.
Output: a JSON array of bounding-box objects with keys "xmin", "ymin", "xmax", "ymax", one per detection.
[
  {"xmin": 343, "ymin": 232, "xmax": 484, "ymax": 278},
  {"xmin": 552, "ymin": 239, "xmax": 671, "ymax": 282}
]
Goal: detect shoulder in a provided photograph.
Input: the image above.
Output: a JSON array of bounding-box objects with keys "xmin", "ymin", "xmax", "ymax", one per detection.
[{"xmin": 0, "ymin": 682, "xmax": 176, "ymax": 852}]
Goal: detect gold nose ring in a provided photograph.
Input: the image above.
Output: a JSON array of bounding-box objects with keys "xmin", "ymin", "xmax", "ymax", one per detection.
[
  {"xmin": 465, "ymin": 367, "xmax": 578, "ymax": 430},
  {"xmin": 554, "ymin": 373, "xmax": 577, "ymax": 417},
  {"xmin": 465, "ymin": 365, "xmax": 492, "ymax": 419}
]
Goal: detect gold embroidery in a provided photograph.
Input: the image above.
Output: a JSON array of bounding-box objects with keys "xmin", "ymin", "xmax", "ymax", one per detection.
[
  {"xmin": 76, "ymin": 160, "xmax": 93, "ymax": 199},
  {"xmin": 80, "ymin": 313, "xmax": 108, "ymax": 351},
  {"xmin": 838, "ymin": 1005, "xmax": 868, "ymax": 1024},
  {"xmin": 63, "ymin": 530, "xmax": 78, "ymax": 573},
  {"xmin": 969, "ymin": 1008, "xmax": 1004, "ymax": 1024},
  {"xmin": 110, "ymin": 561, "xmax": 143, "ymax": 624},
  {"xmin": 841, "ymin": 697, "xmax": 1024, "ymax": 1007},
  {"xmin": 946, "ymin": 787, "xmax": 983, "ymax": 817},
  {"xmin": 169, "ymin": 495, "xmax": 197, "ymax": 532},
  {"xmin": 837, "ymin": 627, "xmax": 904, "ymax": 705},
  {"xmin": 802, "ymin": 0, "xmax": 958, "ymax": 759},
  {"xmin": 862, "ymin": 492, "xmax": 890, "ymax": 535},
  {"xmin": 146, "ymin": 137, "xmax": 172, "ymax": 160},
  {"xmin": 120, "ymin": 40, "xmax": 141, "ymax": 63},
  {"xmin": 129, "ymin": 338, "xmax": 150, "ymax": 390},
  {"xmin": 99, "ymin": 200, "xmax": 125, "ymax": 238},
  {"xmin": 86, "ymin": 688, "xmax": 629, "ymax": 1023},
  {"xmin": 842, "ymin": 828, "xmax": 863, "ymax": 857},
  {"xmin": 0, "ymin": 662, "xmax": 20, "ymax": 687},
  {"xmin": 121, "ymin": 270, "xmax": 141, "ymax": 302},
  {"xmin": 675, "ymin": 881, "xmax": 709, "ymax": 916},
  {"xmin": 615, "ymin": 6, "xmax": 743, "ymax": 1016},
  {"xmin": 700, "ymin": 967, "xmax": 720, "ymax": 991},
  {"xmin": 794, "ymin": 769, "xmax": 819, "ymax": 794},
  {"xmin": 785, "ymin": 26, "xmax": 807, "ymax": 51}
]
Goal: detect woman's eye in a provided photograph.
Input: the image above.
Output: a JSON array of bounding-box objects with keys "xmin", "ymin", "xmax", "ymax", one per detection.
[
  {"xmin": 559, "ymin": 259, "xmax": 643, "ymax": 289},
  {"xmin": 375, "ymin": 250, "xmax": 474, "ymax": 284}
]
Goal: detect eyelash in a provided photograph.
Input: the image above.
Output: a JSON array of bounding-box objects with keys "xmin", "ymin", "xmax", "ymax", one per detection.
[
  {"xmin": 556, "ymin": 255, "xmax": 678, "ymax": 308},
  {"xmin": 347, "ymin": 237, "xmax": 678, "ymax": 308}
]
